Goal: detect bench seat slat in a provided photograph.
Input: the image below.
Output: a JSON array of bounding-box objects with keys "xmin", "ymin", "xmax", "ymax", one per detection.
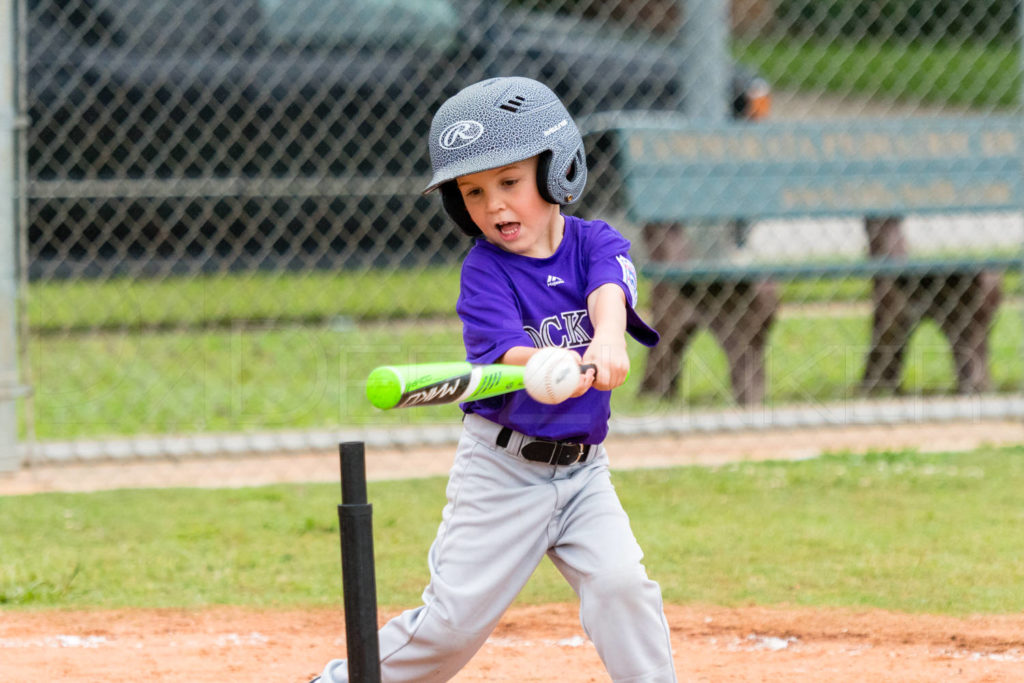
[{"xmin": 641, "ymin": 256, "xmax": 1024, "ymax": 282}]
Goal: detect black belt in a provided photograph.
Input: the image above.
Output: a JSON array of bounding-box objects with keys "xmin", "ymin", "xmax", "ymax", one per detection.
[{"xmin": 496, "ymin": 426, "xmax": 592, "ymax": 466}]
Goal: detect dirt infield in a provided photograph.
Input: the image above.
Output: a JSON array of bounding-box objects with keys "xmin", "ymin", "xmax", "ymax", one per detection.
[
  {"xmin": 6, "ymin": 418, "xmax": 1024, "ymax": 495},
  {"xmin": 4, "ymin": 603, "xmax": 1023, "ymax": 682}
]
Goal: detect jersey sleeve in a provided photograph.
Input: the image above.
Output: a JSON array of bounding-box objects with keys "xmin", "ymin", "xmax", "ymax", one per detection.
[
  {"xmin": 457, "ymin": 249, "xmax": 534, "ymax": 364},
  {"xmin": 583, "ymin": 221, "xmax": 660, "ymax": 347}
]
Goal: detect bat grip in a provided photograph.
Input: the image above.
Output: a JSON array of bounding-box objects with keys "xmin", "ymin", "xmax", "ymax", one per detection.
[{"xmin": 579, "ymin": 364, "xmax": 631, "ymax": 383}]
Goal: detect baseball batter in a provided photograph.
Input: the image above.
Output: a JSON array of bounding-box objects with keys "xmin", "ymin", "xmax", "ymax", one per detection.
[{"xmin": 312, "ymin": 76, "xmax": 675, "ymax": 682}]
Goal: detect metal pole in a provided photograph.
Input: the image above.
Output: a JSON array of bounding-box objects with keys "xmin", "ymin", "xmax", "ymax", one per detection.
[
  {"xmin": 0, "ymin": 0, "xmax": 20, "ymax": 472},
  {"xmin": 338, "ymin": 441, "xmax": 381, "ymax": 682},
  {"xmin": 679, "ymin": 0, "xmax": 730, "ymax": 122},
  {"xmin": 1018, "ymin": 0, "xmax": 1024, "ymax": 400},
  {"xmin": 1015, "ymin": 0, "xmax": 1024, "ymax": 116}
]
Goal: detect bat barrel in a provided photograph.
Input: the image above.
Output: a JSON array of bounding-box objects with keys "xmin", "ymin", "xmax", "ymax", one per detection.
[
  {"xmin": 337, "ymin": 441, "xmax": 381, "ymax": 682},
  {"xmin": 365, "ymin": 361, "xmax": 527, "ymax": 410}
]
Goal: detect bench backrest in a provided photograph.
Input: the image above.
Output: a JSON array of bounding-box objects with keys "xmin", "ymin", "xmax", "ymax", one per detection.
[{"xmin": 592, "ymin": 114, "xmax": 1022, "ymax": 223}]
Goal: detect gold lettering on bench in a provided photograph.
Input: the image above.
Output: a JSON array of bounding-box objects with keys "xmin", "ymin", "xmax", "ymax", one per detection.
[
  {"xmin": 625, "ymin": 125, "xmax": 1017, "ymax": 168},
  {"xmin": 981, "ymin": 130, "xmax": 1017, "ymax": 157},
  {"xmin": 782, "ymin": 179, "xmax": 1014, "ymax": 211}
]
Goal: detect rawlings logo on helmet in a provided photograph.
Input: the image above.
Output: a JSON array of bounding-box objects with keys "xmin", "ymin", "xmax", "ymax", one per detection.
[{"xmin": 439, "ymin": 120, "xmax": 485, "ymax": 150}]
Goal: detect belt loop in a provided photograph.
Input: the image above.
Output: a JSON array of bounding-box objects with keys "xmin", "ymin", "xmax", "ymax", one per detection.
[{"xmin": 496, "ymin": 427, "xmax": 512, "ymax": 449}]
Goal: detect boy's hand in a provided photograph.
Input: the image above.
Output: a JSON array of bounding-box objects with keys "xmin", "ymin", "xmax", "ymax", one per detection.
[
  {"xmin": 582, "ymin": 334, "xmax": 629, "ymax": 392},
  {"xmin": 568, "ymin": 349, "xmax": 596, "ymax": 399}
]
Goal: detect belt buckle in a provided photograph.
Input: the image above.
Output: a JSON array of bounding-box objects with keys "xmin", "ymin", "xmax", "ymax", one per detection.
[{"xmin": 556, "ymin": 442, "xmax": 586, "ymax": 466}]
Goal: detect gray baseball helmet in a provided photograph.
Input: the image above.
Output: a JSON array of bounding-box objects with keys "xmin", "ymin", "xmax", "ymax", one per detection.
[{"xmin": 423, "ymin": 76, "xmax": 587, "ymax": 236}]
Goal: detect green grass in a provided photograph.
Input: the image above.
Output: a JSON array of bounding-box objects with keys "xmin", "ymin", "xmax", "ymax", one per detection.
[
  {"xmin": 25, "ymin": 269, "xmax": 803, "ymax": 333},
  {"xmin": 25, "ymin": 307, "xmax": 1024, "ymax": 440},
  {"xmin": 27, "ymin": 268, "xmax": 464, "ymax": 333},
  {"xmin": 26, "ymin": 321, "xmax": 470, "ymax": 439},
  {"xmin": 3, "ymin": 448, "xmax": 1023, "ymax": 614},
  {"xmin": 735, "ymin": 37, "xmax": 1020, "ymax": 109},
  {"xmin": 27, "ymin": 264, "xmax": 1023, "ymax": 334},
  {"xmin": 622, "ymin": 448, "xmax": 1024, "ymax": 613}
]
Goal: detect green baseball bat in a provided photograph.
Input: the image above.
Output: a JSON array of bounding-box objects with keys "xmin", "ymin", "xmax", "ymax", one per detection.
[{"xmin": 365, "ymin": 362, "xmax": 527, "ymax": 410}]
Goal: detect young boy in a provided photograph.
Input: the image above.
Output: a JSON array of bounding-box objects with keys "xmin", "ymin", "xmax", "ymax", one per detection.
[{"xmin": 313, "ymin": 76, "xmax": 675, "ymax": 682}]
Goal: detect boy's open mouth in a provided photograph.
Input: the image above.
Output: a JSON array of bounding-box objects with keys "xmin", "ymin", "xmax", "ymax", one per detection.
[{"xmin": 496, "ymin": 221, "xmax": 521, "ymax": 240}]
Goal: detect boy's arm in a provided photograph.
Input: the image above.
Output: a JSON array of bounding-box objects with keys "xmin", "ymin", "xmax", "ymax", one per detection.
[
  {"xmin": 498, "ymin": 346, "xmax": 541, "ymax": 366},
  {"xmin": 583, "ymin": 283, "xmax": 629, "ymax": 391}
]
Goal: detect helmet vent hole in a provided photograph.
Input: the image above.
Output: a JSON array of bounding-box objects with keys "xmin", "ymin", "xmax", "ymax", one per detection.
[
  {"xmin": 565, "ymin": 160, "xmax": 577, "ymax": 181},
  {"xmin": 498, "ymin": 94, "xmax": 528, "ymax": 113}
]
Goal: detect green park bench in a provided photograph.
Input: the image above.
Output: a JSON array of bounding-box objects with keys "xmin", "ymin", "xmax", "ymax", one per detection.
[{"xmin": 587, "ymin": 115, "xmax": 1023, "ymax": 404}]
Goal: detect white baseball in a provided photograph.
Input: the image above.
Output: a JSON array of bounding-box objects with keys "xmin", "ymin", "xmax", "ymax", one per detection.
[{"xmin": 523, "ymin": 347, "xmax": 581, "ymax": 405}]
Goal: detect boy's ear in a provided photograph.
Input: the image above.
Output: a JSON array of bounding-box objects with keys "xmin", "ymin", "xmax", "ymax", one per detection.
[{"xmin": 440, "ymin": 182, "xmax": 483, "ymax": 237}]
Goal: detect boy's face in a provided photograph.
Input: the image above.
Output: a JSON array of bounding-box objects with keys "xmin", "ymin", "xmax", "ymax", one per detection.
[{"xmin": 456, "ymin": 156, "xmax": 563, "ymax": 258}]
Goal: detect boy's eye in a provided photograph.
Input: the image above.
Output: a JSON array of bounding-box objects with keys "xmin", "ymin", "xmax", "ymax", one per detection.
[
  {"xmin": 462, "ymin": 188, "xmax": 481, "ymax": 198},
  {"xmin": 502, "ymin": 177, "xmax": 519, "ymax": 186}
]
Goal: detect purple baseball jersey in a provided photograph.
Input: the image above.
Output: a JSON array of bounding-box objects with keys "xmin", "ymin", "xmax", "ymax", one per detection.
[{"xmin": 457, "ymin": 214, "xmax": 660, "ymax": 444}]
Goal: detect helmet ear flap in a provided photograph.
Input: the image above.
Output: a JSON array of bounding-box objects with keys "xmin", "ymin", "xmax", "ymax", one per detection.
[
  {"xmin": 537, "ymin": 147, "xmax": 586, "ymax": 205},
  {"xmin": 536, "ymin": 151, "xmax": 556, "ymax": 204},
  {"xmin": 440, "ymin": 181, "xmax": 482, "ymax": 237}
]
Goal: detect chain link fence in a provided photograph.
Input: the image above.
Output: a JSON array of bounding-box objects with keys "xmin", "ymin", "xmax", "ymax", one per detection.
[{"xmin": 11, "ymin": 0, "xmax": 1024, "ymax": 463}]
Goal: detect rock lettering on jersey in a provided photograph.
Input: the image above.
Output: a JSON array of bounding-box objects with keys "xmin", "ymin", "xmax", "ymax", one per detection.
[{"xmin": 523, "ymin": 309, "xmax": 591, "ymax": 349}]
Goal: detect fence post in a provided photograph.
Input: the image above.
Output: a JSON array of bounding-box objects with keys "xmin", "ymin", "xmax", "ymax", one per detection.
[
  {"xmin": 679, "ymin": 0, "xmax": 730, "ymax": 122},
  {"xmin": 0, "ymin": 0, "xmax": 20, "ymax": 471}
]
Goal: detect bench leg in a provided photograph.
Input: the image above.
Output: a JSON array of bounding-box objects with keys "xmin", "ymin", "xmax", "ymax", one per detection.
[
  {"xmin": 931, "ymin": 272, "xmax": 1002, "ymax": 394},
  {"xmin": 864, "ymin": 271, "xmax": 1002, "ymax": 395},
  {"xmin": 708, "ymin": 281, "xmax": 779, "ymax": 405},
  {"xmin": 639, "ymin": 281, "xmax": 699, "ymax": 398},
  {"xmin": 862, "ymin": 216, "xmax": 913, "ymax": 394},
  {"xmin": 862, "ymin": 275, "xmax": 921, "ymax": 394},
  {"xmin": 639, "ymin": 222, "xmax": 781, "ymax": 405},
  {"xmin": 861, "ymin": 217, "xmax": 1001, "ymax": 395},
  {"xmin": 640, "ymin": 223, "xmax": 698, "ymax": 399}
]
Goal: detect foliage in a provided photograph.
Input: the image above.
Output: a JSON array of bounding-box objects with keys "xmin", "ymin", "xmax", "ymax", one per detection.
[
  {"xmin": 735, "ymin": 36, "xmax": 1019, "ymax": 108},
  {"xmin": 775, "ymin": 0, "xmax": 1019, "ymax": 41}
]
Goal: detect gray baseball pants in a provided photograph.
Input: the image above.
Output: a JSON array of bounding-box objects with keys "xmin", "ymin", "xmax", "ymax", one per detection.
[{"xmin": 317, "ymin": 413, "xmax": 677, "ymax": 682}]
